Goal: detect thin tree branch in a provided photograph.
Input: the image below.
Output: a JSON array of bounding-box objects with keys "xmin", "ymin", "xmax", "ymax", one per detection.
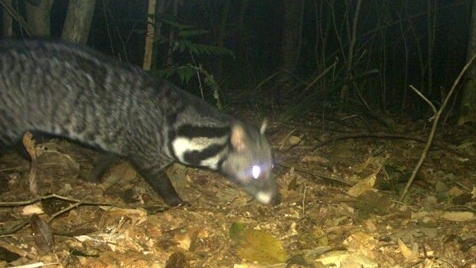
[
  {"xmin": 400, "ymin": 53, "xmax": 476, "ymax": 201},
  {"xmin": 0, "ymin": 0, "xmax": 33, "ymax": 35}
]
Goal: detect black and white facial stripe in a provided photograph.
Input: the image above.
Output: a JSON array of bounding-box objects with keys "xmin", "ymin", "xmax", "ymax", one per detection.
[{"xmin": 170, "ymin": 125, "xmax": 230, "ymax": 169}]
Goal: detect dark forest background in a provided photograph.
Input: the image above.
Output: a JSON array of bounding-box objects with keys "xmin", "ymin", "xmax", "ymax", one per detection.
[{"xmin": 0, "ymin": 0, "xmax": 473, "ymax": 122}]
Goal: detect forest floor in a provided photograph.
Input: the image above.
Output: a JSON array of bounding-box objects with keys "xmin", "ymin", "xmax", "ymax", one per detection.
[{"xmin": 1, "ymin": 110, "xmax": 476, "ymax": 267}]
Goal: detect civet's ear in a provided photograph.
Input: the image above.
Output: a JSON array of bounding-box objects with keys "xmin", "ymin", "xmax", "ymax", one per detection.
[
  {"xmin": 260, "ymin": 118, "xmax": 268, "ymax": 135},
  {"xmin": 230, "ymin": 123, "xmax": 247, "ymax": 151}
]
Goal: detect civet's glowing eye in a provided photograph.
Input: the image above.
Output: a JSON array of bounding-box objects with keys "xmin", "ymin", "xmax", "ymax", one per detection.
[{"xmin": 252, "ymin": 165, "xmax": 261, "ymax": 179}]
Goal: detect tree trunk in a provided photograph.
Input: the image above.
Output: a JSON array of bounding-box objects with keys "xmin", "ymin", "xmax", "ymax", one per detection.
[
  {"xmin": 458, "ymin": 0, "xmax": 476, "ymax": 125},
  {"xmin": 62, "ymin": 0, "xmax": 96, "ymax": 44},
  {"xmin": 215, "ymin": 0, "xmax": 231, "ymax": 79},
  {"xmin": 143, "ymin": 0, "xmax": 157, "ymax": 71},
  {"xmin": 281, "ymin": 0, "xmax": 305, "ymax": 73},
  {"xmin": 2, "ymin": 0, "xmax": 13, "ymax": 37},
  {"xmin": 166, "ymin": 0, "xmax": 181, "ymax": 66},
  {"xmin": 25, "ymin": 0, "xmax": 54, "ymax": 37}
]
